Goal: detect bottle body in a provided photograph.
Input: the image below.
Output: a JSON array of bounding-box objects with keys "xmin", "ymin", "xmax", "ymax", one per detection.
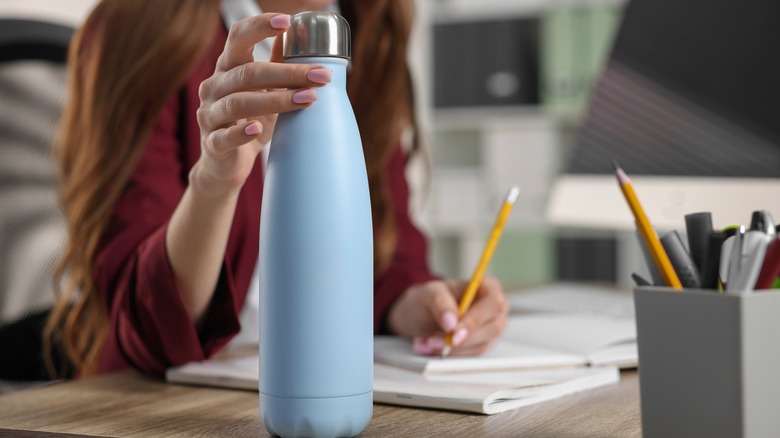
[{"xmin": 259, "ymin": 57, "xmax": 373, "ymax": 438}]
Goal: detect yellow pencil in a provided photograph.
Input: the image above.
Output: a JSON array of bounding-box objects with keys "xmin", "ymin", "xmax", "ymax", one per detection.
[
  {"xmin": 612, "ymin": 160, "xmax": 682, "ymax": 289},
  {"xmin": 441, "ymin": 185, "xmax": 520, "ymax": 357}
]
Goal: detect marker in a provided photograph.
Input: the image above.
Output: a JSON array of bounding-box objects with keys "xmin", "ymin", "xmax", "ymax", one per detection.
[
  {"xmin": 660, "ymin": 230, "xmax": 701, "ymax": 288},
  {"xmin": 725, "ymin": 226, "xmax": 771, "ymax": 294},
  {"xmin": 749, "ymin": 210, "xmax": 775, "ymax": 238},
  {"xmin": 718, "ymin": 226, "xmax": 743, "ymax": 289},
  {"xmin": 685, "ymin": 212, "xmax": 713, "ymax": 275},
  {"xmin": 700, "ymin": 231, "xmax": 726, "ymax": 290},
  {"xmin": 755, "ymin": 237, "xmax": 780, "ymax": 289}
]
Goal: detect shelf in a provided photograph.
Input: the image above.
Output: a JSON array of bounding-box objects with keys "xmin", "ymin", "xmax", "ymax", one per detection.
[
  {"xmin": 415, "ymin": 0, "xmax": 625, "ymax": 285},
  {"xmin": 431, "ymin": 105, "xmax": 583, "ymax": 131},
  {"xmin": 432, "ymin": 0, "xmax": 626, "ymax": 22}
]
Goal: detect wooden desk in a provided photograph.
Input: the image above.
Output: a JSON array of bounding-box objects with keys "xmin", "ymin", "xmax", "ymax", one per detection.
[{"xmin": 0, "ymin": 370, "xmax": 641, "ymax": 437}]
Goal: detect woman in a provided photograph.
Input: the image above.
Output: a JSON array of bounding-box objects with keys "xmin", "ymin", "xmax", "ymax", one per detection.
[{"xmin": 45, "ymin": 0, "xmax": 509, "ymax": 376}]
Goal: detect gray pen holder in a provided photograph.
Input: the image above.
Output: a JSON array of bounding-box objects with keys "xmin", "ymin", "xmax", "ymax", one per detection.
[{"xmin": 634, "ymin": 287, "xmax": 780, "ymax": 438}]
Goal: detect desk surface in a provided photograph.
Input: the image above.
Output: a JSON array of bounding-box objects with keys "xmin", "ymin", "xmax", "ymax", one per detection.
[{"xmin": 0, "ymin": 370, "xmax": 641, "ymax": 437}]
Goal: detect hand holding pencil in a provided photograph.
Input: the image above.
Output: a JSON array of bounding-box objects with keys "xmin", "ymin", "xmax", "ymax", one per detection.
[
  {"xmin": 441, "ymin": 185, "xmax": 520, "ymax": 357},
  {"xmin": 384, "ymin": 187, "xmax": 517, "ymax": 357}
]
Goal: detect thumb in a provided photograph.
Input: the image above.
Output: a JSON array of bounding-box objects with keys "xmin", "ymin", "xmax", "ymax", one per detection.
[{"xmin": 271, "ymin": 34, "xmax": 284, "ymax": 63}]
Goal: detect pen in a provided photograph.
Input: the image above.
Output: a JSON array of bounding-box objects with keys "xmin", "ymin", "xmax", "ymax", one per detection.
[
  {"xmin": 750, "ymin": 210, "xmax": 776, "ymax": 238},
  {"xmin": 635, "ymin": 227, "xmax": 664, "ymax": 286},
  {"xmin": 755, "ymin": 236, "xmax": 780, "ymax": 289},
  {"xmin": 719, "ymin": 230, "xmax": 738, "ymax": 290},
  {"xmin": 684, "ymin": 212, "xmax": 713, "ymax": 275},
  {"xmin": 631, "ymin": 272, "xmax": 652, "ymax": 287},
  {"xmin": 718, "ymin": 225, "xmax": 743, "ymax": 290},
  {"xmin": 700, "ymin": 231, "xmax": 726, "ymax": 289},
  {"xmin": 660, "ymin": 230, "xmax": 701, "ymax": 288},
  {"xmin": 612, "ymin": 160, "xmax": 682, "ymax": 289},
  {"xmin": 441, "ymin": 185, "xmax": 520, "ymax": 358},
  {"xmin": 725, "ymin": 226, "xmax": 771, "ymax": 294},
  {"xmin": 722, "ymin": 225, "xmax": 739, "ymax": 239}
]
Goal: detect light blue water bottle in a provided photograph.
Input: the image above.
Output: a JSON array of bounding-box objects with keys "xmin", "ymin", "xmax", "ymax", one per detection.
[{"xmin": 258, "ymin": 11, "xmax": 373, "ymax": 438}]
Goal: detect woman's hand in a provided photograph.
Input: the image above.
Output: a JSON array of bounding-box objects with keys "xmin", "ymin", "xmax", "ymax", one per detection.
[
  {"xmin": 386, "ymin": 278, "xmax": 510, "ymax": 356},
  {"xmin": 191, "ymin": 13, "xmax": 332, "ymax": 195},
  {"xmin": 167, "ymin": 13, "xmax": 331, "ymax": 324}
]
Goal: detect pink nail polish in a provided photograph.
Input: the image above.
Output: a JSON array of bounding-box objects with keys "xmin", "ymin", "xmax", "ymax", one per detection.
[
  {"xmin": 292, "ymin": 89, "xmax": 317, "ymax": 104},
  {"xmin": 426, "ymin": 336, "xmax": 445, "ymax": 349},
  {"xmin": 413, "ymin": 338, "xmax": 433, "ymax": 355},
  {"xmin": 244, "ymin": 122, "xmax": 262, "ymax": 136},
  {"xmin": 307, "ymin": 68, "xmax": 332, "ymax": 84},
  {"xmin": 441, "ymin": 311, "xmax": 458, "ymax": 332},
  {"xmin": 270, "ymin": 14, "xmax": 291, "ymax": 30},
  {"xmin": 452, "ymin": 328, "xmax": 469, "ymax": 347}
]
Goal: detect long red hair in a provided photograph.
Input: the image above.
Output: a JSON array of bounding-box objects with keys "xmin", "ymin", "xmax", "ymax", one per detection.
[{"xmin": 45, "ymin": 0, "xmax": 420, "ymax": 376}]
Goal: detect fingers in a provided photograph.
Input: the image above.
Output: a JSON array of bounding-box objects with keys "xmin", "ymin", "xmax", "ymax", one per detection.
[
  {"xmin": 459, "ymin": 278, "xmax": 508, "ymax": 329},
  {"xmin": 408, "ymin": 283, "xmax": 460, "ymax": 355},
  {"xmin": 202, "ymin": 119, "xmax": 264, "ymax": 159},
  {"xmin": 202, "ymin": 63, "xmax": 331, "ymax": 101},
  {"xmin": 198, "ymin": 89, "xmax": 317, "ymax": 132},
  {"xmin": 389, "ymin": 278, "xmax": 508, "ymax": 357},
  {"xmin": 385, "ymin": 280, "xmax": 459, "ymax": 353},
  {"xmin": 198, "ymin": 13, "xmax": 334, "ymax": 158},
  {"xmin": 423, "ymin": 282, "xmax": 460, "ymax": 333},
  {"xmin": 217, "ymin": 13, "xmax": 290, "ymax": 72},
  {"xmin": 450, "ymin": 278, "xmax": 509, "ymax": 355}
]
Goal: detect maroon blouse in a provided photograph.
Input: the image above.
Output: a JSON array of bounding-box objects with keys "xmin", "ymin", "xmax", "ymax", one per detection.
[{"xmin": 92, "ymin": 26, "xmax": 435, "ymax": 375}]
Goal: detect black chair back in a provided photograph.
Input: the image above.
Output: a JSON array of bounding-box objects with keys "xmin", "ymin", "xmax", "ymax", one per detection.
[{"xmin": 0, "ymin": 18, "xmax": 74, "ymax": 386}]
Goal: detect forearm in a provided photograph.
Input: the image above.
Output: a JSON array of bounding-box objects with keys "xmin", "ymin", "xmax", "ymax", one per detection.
[
  {"xmin": 165, "ymin": 12, "xmax": 326, "ymax": 328},
  {"xmin": 166, "ymin": 175, "xmax": 240, "ymax": 327}
]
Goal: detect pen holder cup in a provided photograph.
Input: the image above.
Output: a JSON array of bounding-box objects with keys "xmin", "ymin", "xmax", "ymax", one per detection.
[{"xmin": 634, "ymin": 287, "xmax": 780, "ymax": 438}]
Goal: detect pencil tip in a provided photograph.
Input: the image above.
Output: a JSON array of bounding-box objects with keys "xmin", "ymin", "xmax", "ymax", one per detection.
[
  {"xmin": 612, "ymin": 159, "xmax": 630, "ymax": 184},
  {"xmin": 507, "ymin": 185, "xmax": 521, "ymax": 204},
  {"xmin": 440, "ymin": 346, "xmax": 451, "ymax": 359}
]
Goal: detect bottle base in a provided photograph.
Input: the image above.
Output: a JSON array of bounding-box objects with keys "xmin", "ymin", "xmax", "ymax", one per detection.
[{"xmin": 260, "ymin": 391, "xmax": 373, "ymax": 438}]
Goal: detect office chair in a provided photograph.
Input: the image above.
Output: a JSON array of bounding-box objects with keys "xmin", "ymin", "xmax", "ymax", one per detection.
[{"xmin": 0, "ymin": 18, "xmax": 74, "ymax": 391}]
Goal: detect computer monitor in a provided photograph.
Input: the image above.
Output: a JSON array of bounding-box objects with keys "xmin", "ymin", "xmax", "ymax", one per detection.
[{"xmin": 547, "ymin": 0, "xmax": 780, "ymax": 231}]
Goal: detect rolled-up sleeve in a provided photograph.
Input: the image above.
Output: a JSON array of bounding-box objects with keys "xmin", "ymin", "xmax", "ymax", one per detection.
[{"xmin": 94, "ymin": 90, "xmax": 241, "ymax": 375}]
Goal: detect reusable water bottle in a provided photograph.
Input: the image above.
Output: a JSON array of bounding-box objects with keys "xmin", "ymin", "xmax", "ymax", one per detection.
[{"xmin": 258, "ymin": 11, "xmax": 373, "ymax": 438}]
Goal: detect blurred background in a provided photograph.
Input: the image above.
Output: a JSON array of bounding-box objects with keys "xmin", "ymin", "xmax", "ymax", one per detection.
[
  {"xmin": 411, "ymin": 0, "xmax": 627, "ymax": 290},
  {"xmin": 414, "ymin": 0, "xmax": 779, "ymax": 291},
  {"xmin": 2, "ymin": 0, "xmax": 778, "ymax": 318}
]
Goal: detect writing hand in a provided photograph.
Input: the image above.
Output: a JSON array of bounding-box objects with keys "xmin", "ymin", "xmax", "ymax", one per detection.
[{"xmin": 387, "ymin": 278, "xmax": 509, "ymax": 356}]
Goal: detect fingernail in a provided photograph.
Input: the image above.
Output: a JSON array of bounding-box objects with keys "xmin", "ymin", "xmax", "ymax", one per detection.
[
  {"xmin": 244, "ymin": 122, "xmax": 262, "ymax": 136},
  {"xmin": 412, "ymin": 338, "xmax": 433, "ymax": 355},
  {"xmin": 307, "ymin": 68, "xmax": 332, "ymax": 84},
  {"xmin": 270, "ymin": 14, "xmax": 291, "ymax": 30},
  {"xmin": 292, "ymin": 88, "xmax": 317, "ymax": 104},
  {"xmin": 440, "ymin": 311, "xmax": 458, "ymax": 332},
  {"xmin": 452, "ymin": 328, "xmax": 469, "ymax": 347},
  {"xmin": 425, "ymin": 336, "xmax": 445, "ymax": 349}
]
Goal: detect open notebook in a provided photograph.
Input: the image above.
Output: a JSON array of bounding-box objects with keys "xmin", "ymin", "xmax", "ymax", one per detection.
[
  {"xmin": 166, "ymin": 353, "xmax": 618, "ymax": 415},
  {"xmin": 508, "ymin": 283, "xmax": 638, "ymax": 368},
  {"xmin": 167, "ymin": 283, "xmax": 631, "ymax": 414},
  {"xmin": 374, "ymin": 312, "xmax": 636, "ymax": 374}
]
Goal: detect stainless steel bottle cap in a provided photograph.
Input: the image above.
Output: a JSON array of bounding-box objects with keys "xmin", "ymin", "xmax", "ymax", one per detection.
[{"xmin": 283, "ymin": 11, "xmax": 351, "ymax": 60}]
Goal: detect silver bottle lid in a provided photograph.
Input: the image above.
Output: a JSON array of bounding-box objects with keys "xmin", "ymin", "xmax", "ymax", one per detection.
[{"xmin": 283, "ymin": 11, "xmax": 351, "ymax": 60}]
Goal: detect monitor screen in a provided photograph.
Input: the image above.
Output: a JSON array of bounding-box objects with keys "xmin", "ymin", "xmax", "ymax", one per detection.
[{"xmin": 547, "ymin": 0, "xmax": 780, "ymax": 230}]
